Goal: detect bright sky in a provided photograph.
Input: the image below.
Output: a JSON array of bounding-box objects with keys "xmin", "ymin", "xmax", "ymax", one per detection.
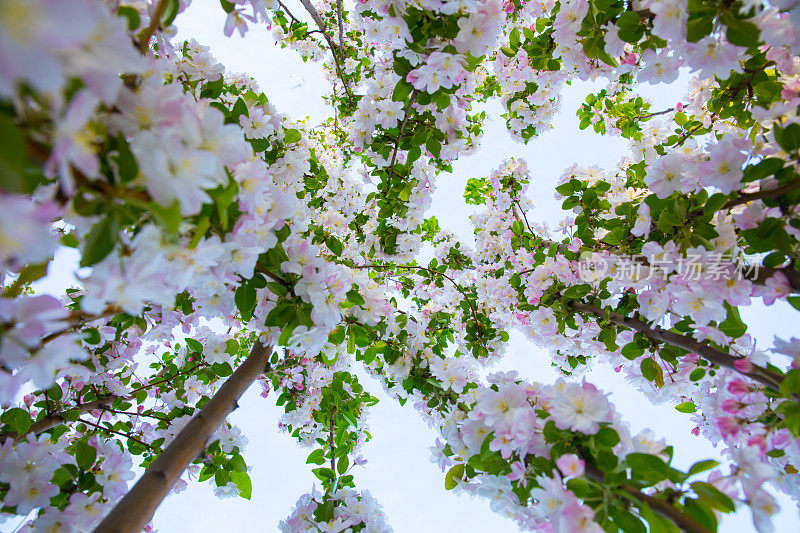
[{"xmin": 9, "ymin": 2, "xmax": 797, "ymax": 532}]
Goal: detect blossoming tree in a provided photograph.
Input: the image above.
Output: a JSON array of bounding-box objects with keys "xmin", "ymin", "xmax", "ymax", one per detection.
[{"xmin": 1, "ymin": 0, "xmax": 799, "ymax": 532}]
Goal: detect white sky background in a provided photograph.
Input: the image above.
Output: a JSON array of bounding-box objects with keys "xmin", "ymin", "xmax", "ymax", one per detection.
[{"xmin": 4, "ymin": 2, "xmax": 796, "ymax": 532}]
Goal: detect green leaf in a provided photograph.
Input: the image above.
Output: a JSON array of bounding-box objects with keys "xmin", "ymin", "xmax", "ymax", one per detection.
[
  {"xmin": 675, "ymin": 401, "xmax": 697, "ymax": 414},
  {"xmin": 74, "ymin": 440, "xmax": 97, "ymax": 471},
  {"xmin": 426, "ymin": 137, "xmax": 441, "ymax": 159},
  {"xmin": 0, "ymin": 114, "xmax": 35, "ymax": 193},
  {"xmin": 230, "ymin": 454, "xmax": 247, "ymax": 472},
  {"xmin": 621, "ymin": 342, "xmax": 644, "ymax": 360},
  {"xmin": 686, "ymin": 13, "xmax": 714, "ymax": 43},
  {"xmin": 346, "ymin": 289, "xmax": 365, "ymax": 305},
  {"xmin": 185, "ymin": 338, "xmax": 204, "ymax": 353},
  {"xmin": 616, "ymin": 11, "xmax": 645, "ymax": 43},
  {"xmin": 326, "ymin": 236, "xmax": 343, "ymax": 256},
  {"xmin": 689, "ymin": 368, "xmax": 706, "ymax": 381},
  {"xmin": 82, "ymin": 327, "xmax": 102, "ymax": 345},
  {"xmin": 640, "ymin": 502, "xmax": 681, "ymax": 533},
  {"xmin": 610, "ymin": 507, "xmax": 646, "ymax": 533},
  {"xmin": 595, "ymin": 427, "xmax": 620, "ymax": 447},
  {"xmin": 444, "ymin": 463, "xmax": 465, "ymax": 490},
  {"xmin": 391, "ymin": 80, "xmax": 413, "ymax": 102},
  {"xmin": 640, "ymin": 358, "xmax": 658, "ymax": 382},
  {"xmin": 235, "ymin": 283, "xmax": 257, "ymax": 323},
  {"xmin": 627, "ymin": 453, "xmax": 669, "ymax": 480},
  {"xmin": 231, "ymin": 471, "xmax": 252, "ymax": 499},
  {"xmin": 161, "ymin": 0, "xmax": 180, "ymax": 26},
  {"xmin": 312, "ymin": 467, "xmax": 335, "ymax": 482},
  {"xmin": 721, "ymin": 11, "xmax": 761, "ymax": 48},
  {"xmin": 117, "ymin": 6, "xmax": 141, "ymax": 30},
  {"xmin": 1, "ymin": 407, "xmax": 31, "ymax": 436},
  {"xmin": 780, "ymin": 369, "xmax": 800, "ymax": 397},
  {"xmin": 230, "ymin": 97, "xmax": 249, "ymax": 122},
  {"xmin": 687, "ymin": 459, "xmax": 719, "ymax": 477},
  {"xmin": 337, "ymin": 454, "xmax": 349, "ymax": 475},
  {"xmin": 147, "ymin": 200, "xmax": 182, "ymax": 235},
  {"xmin": 264, "ymin": 302, "xmax": 296, "ymax": 328},
  {"xmin": 775, "ymin": 123, "xmax": 800, "ymax": 152},
  {"xmin": 113, "ymin": 133, "xmax": 138, "ymax": 183},
  {"xmin": 80, "ymin": 214, "xmax": 119, "ymax": 267},
  {"xmin": 306, "ymin": 449, "xmax": 326, "ymax": 465},
  {"xmin": 683, "ymin": 498, "xmax": 719, "ymax": 531},
  {"xmin": 283, "ymin": 128, "xmax": 301, "ymax": 144},
  {"xmin": 2, "ymin": 262, "xmax": 48, "ymax": 298},
  {"xmin": 718, "ymin": 303, "xmax": 746, "ymax": 339}
]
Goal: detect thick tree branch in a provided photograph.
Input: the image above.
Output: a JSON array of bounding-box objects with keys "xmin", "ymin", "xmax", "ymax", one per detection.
[
  {"xmin": 93, "ymin": 342, "xmax": 271, "ymax": 533},
  {"xmin": 724, "ymin": 178, "xmax": 800, "ymax": 209},
  {"xmin": 570, "ymin": 301, "xmax": 783, "ymax": 389},
  {"xmin": 583, "ymin": 463, "xmax": 712, "ymax": 533}
]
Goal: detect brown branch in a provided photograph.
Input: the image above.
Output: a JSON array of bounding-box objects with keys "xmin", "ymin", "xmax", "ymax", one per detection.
[
  {"xmin": 93, "ymin": 342, "xmax": 272, "ymax": 533},
  {"xmin": 636, "ymin": 107, "xmax": 675, "ymax": 120},
  {"xmin": 724, "ymin": 178, "xmax": 800, "ymax": 209},
  {"xmin": 297, "ymin": 0, "xmax": 354, "ymax": 100},
  {"xmin": 329, "ymin": 406, "xmax": 336, "ymax": 474},
  {"xmin": 583, "ymin": 463, "xmax": 712, "ymax": 533},
  {"xmin": 336, "ymin": 0, "xmax": 345, "ymax": 49},
  {"xmin": 0, "ymin": 397, "xmax": 115, "ymax": 443},
  {"xmin": 384, "ymin": 90, "xmax": 419, "ymax": 197},
  {"xmin": 136, "ymin": 0, "xmax": 170, "ymax": 54},
  {"xmin": 570, "ymin": 301, "xmax": 783, "ymax": 389},
  {"xmin": 354, "ymin": 263, "xmax": 479, "ymax": 318},
  {"xmin": 79, "ymin": 417, "xmax": 154, "ymax": 451}
]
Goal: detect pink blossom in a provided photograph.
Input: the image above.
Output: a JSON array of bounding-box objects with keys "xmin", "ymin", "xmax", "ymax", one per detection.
[{"xmin": 556, "ymin": 454, "xmax": 585, "ymax": 478}]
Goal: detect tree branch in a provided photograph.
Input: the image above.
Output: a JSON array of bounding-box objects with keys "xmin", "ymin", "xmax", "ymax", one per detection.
[
  {"xmin": 297, "ymin": 0, "xmax": 354, "ymax": 100},
  {"xmin": 93, "ymin": 342, "xmax": 272, "ymax": 533},
  {"xmin": 384, "ymin": 90, "xmax": 419, "ymax": 197},
  {"xmin": 136, "ymin": 0, "xmax": 170, "ymax": 54},
  {"xmin": 570, "ymin": 301, "xmax": 784, "ymax": 389},
  {"xmin": 583, "ymin": 463, "xmax": 712, "ymax": 533}
]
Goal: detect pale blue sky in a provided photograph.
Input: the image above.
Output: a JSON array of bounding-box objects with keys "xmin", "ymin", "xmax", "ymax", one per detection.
[
  {"xmin": 1, "ymin": 3, "xmax": 794, "ymax": 533},
  {"xmin": 151, "ymin": 3, "xmax": 798, "ymax": 532}
]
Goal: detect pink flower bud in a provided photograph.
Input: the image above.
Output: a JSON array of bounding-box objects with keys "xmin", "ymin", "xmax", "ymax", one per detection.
[
  {"xmin": 716, "ymin": 416, "xmax": 741, "ymax": 439},
  {"xmin": 691, "ymin": 426, "xmax": 700, "ymax": 436},
  {"xmin": 769, "ymin": 429, "xmax": 793, "ymax": 449},
  {"xmin": 733, "ymin": 358, "xmax": 752, "ymax": 373},
  {"xmin": 23, "ymin": 393, "xmax": 35, "ymax": 407},
  {"xmin": 721, "ymin": 399, "xmax": 742, "ymax": 414},
  {"xmin": 747, "ymin": 435, "xmax": 767, "ymax": 451},
  {"xmin": 727, "ymin": 378, "xmax": 750, "ymax": 397}
]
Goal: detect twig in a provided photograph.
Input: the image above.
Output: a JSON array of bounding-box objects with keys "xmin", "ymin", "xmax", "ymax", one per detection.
[
  {"xmin": 136, "ymin": 0, "xmax": 170, "ymax": 54},
  {"xmin": 336, "ymin": 0, "xmax": 345, "ymax": 49},
  {"xmin": 297, "ymin": 0, "xmax": 354, "ymax": 100},
  {"xmin": 384, "ymin": 90, "xmax": 419, "ymax": 196}
]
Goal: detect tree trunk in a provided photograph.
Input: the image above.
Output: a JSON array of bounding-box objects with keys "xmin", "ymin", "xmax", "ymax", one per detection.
[{"xmin": 92, "ymin": 341, "xmax": 271, "ymax": 533}]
